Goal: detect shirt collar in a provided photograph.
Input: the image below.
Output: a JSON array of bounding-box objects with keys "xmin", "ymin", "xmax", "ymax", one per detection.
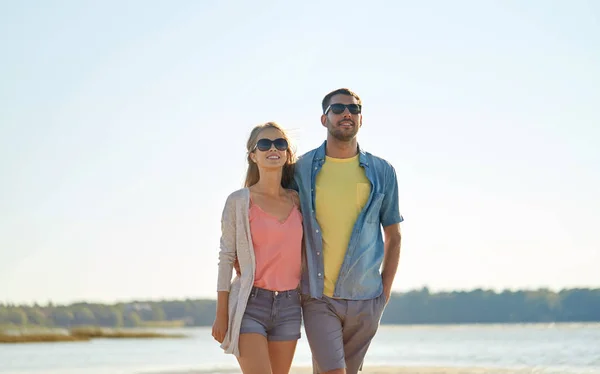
[{"xmin": 314, "ymin": 140, "xmax": 369, "ymax": 167}]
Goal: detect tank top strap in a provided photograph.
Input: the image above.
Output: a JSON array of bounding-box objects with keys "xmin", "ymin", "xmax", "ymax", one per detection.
[{"xmin": 288, "ymin": 189, "xmax": 299, "ymax": 209}]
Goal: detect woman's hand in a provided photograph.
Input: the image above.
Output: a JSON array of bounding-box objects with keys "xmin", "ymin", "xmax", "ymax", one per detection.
[{"xmin": 212, "ymin": 311, "xmax": 228, "ymax": 343}]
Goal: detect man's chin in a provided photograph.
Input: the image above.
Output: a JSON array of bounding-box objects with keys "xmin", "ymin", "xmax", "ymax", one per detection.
[{"xmin": 331, "ymin": 132, "xmax": 356, "ymax": 142}]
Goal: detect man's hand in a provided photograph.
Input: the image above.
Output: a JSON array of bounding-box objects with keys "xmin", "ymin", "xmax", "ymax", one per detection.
[{"xmin": 233, "ymin": 256, "xmax": 241, "ymax": 277}]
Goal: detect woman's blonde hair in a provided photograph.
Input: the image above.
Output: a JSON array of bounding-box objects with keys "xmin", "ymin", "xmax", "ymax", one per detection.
[{"xmin": 244, "ymin": 122, "xmax": 297, "ymax": 188}]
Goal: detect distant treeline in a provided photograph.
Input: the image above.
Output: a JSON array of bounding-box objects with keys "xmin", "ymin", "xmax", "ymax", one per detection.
[{"xmin": 1, "ymin": 287, "xmax": 599, "ymax": 329}]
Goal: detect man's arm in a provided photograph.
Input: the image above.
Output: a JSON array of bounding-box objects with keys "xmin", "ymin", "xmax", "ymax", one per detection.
[
  {"xmin": 381, "ymin": 223, "xmax": 401, "ymax": 303},
  {"xmin": 378, "ymin": 162, "xmax": 404, "ymax": 303}
]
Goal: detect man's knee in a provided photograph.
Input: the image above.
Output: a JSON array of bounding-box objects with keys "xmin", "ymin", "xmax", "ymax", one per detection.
[
  {"xmin": 343, "ymin": 295, "xmax": 387, "ymax": 373},
  {"xmin": 322, "ymin": 369, "xmax": 345, "ymax": 374}
]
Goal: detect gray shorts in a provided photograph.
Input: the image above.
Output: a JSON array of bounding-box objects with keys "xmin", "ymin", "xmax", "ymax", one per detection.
[
  {"xmin": 239, "ymin": 286, "xmax": 302, "ymax": 341},
  {"xmin": 301, "ymin": 293, "xmax": 387, "ymax": 374}
]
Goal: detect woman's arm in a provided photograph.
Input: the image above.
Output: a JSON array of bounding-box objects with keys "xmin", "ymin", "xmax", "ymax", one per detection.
[
  {"xmin": 212, "ymin": 196, "xmax": 236, "ymax": 343},
  {"xmin": 217, "ymin": 194, "xmax": 237, "ymax": 290}
]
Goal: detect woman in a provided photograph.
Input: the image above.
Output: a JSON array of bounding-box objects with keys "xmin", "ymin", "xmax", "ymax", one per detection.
[{"xmin": 212, "ymin": 122, "xmax": 303, "ymax": 374}]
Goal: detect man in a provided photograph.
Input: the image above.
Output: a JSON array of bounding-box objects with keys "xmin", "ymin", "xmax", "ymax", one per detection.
[{"xmin": 294, "ymin": 88, "xmax": 403, "ymax": 374}]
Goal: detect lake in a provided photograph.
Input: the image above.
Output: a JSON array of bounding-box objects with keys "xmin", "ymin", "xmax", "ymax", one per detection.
[{"xmin": 1, "ymin": 323, "xmax": 599, "ymax": 374}]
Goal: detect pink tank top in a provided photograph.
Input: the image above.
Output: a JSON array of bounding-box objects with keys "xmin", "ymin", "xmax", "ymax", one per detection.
[{"xmin": 249, "ymin": 196, "xmax": 303, "ymax": 291}]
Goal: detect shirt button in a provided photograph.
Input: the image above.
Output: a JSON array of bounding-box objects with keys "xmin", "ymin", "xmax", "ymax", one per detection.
[
  {"xmin": 318, "ymin": 273, "xmax": 322, "ymax": 277},
  {"xmin": 316, "ymin": 229, "xmax": 319, "ymax": 233},
  {"xmin": 316, "ymin": 252, "xmax": 320, "ymax": 255}
]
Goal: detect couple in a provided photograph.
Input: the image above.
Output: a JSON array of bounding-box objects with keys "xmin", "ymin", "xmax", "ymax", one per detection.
[{"xmin": 212, "ymin": 88, "xmax": 404, "ymax": 374}]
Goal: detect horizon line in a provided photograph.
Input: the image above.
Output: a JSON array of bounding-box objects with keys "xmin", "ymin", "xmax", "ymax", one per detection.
[{"xmin": 3, "ymin": 284, "xmax": 599, "ymax": 307}]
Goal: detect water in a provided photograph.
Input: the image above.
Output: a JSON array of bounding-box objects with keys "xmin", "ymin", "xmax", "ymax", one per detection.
[{"xmin": 1, "ymin": 323, "xmax": 599, "ymax": 374}]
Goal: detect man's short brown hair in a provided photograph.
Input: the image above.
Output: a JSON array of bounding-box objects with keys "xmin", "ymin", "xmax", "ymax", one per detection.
[{"xmin": 321, "ymin": 88, "xmax": 362, "ymax": 113}]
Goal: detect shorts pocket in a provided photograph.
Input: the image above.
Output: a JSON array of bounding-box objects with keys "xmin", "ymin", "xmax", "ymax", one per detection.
[
  {"xmin": 378, "ymin": 292, "xmax": 387, "ymax": 314},
  {"xmin": 281, "ymin": 293, "xmax": 302, "ymax": 311}
]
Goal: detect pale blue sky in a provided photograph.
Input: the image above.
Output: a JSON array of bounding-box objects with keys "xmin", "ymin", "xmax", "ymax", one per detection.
[{"xmin": 1, "ymin": 1, "xmax": 598, "ymax": 305}]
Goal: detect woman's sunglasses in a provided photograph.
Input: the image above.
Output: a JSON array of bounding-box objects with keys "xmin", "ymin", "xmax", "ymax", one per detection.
[
  {"xmin": 254, "ymin": 138, "xmax": 288, "ymax": 152},
  {"xmin": 324, "ymin": 103, "xmax": 362, "ymax": 115}
]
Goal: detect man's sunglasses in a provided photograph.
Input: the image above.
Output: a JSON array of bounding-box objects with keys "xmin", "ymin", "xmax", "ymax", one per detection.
[
  {"xmin": 254, "ymin": 138, "xmax": 289, "ymax": 152},
  {"xmin": 324, "ymin": 103, "xmax": 362, "ymax": 115}
]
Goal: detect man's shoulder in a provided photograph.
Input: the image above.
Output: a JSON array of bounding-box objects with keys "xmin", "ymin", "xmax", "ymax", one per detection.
[
  {"xmin": 296, "ymin": 148, "xmax": 318, "ymax": 167},
  {"xmin": 363, "ymin": 150, "xmax": 396, "ymax": 173}
]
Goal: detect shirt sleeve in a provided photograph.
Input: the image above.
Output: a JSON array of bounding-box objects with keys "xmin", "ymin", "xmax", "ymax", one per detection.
[
  {"xmin": 216, "ymin": 195, "xmax": 236, "ymax": 292},
  {"xmin": 380, "ymin": 164, "xmax": 404, "ymax": 227}
]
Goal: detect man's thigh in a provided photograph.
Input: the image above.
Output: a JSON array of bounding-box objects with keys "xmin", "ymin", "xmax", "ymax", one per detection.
[
  {"xmin": 343, "ymin": 293, "xmax": 387, "ymax": 373},
  {"xmin": 301, "ymin": 295, "xmax": 346, "ymax": 373},
  {"xmin": 302, "ymin": 293, "xmax": 386, "ymax": 374}
]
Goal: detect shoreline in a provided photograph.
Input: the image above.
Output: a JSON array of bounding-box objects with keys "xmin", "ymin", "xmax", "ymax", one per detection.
[{"xmin": 0, "ymin": 327, "xmax": 186, "ymax": 344}]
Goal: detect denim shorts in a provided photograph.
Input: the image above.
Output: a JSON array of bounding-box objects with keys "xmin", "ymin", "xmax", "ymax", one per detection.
[{"xmin": 239, "ymin": 286, "xmax": 302, "ymax": 341}]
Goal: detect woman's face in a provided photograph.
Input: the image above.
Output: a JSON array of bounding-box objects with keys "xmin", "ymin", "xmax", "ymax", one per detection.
[{"xmin": 250, "ymin": 127, "xmax": 289, "ymax": 170}]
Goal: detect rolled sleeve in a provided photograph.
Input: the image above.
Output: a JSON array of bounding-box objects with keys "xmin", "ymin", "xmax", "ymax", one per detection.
[{"xmin": 380, "ymin": 165, "xmax": 404, "ymax": 227}]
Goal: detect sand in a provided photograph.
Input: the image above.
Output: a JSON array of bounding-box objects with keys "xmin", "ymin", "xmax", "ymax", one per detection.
[
  {"xmin": 146, "ymin": 366, "xmax": 544, "ymax": 374},
  {"xmin": 291, "ymin": 367, "xmax": 537, "ymax": 374}
]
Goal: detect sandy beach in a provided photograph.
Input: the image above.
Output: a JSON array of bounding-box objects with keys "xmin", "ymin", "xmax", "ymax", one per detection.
[
  {"xmin": 146, "ymin": 366, "xmax": 545, "ymax": 374},
  {"xmin": 291, "ymin": 367, "xmax": 538, "ymax": 374}
]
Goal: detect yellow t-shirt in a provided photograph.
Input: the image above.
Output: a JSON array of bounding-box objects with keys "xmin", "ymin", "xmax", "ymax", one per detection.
[{"xmin": 315, "ymin": 154, "xmax": 371, "ymax": 297}]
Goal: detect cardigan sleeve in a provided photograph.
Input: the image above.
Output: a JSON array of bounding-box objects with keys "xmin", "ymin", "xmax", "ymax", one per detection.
[{"xmin": 216, "ymin": 194, "xmax": 236, "ymax": 292}]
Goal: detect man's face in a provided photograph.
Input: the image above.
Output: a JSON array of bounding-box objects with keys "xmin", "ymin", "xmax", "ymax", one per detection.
[{"xmin": 321, "ymin": 94, "xmax": 362, "ymax": 142}]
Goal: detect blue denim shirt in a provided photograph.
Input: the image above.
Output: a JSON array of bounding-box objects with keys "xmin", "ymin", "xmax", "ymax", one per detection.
[{"xmin": 293, "ymin": 141, "xmax": 404, "ymax": 300}]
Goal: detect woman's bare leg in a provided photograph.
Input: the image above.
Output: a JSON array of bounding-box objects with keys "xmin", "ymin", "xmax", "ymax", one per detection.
[
  {"xmin": 268, "ymin": 340, "xmax": 298, "ymax": 374},
  {"xmin": 237, "ymin": 333, "xmax": 272, "ymax": 374}
]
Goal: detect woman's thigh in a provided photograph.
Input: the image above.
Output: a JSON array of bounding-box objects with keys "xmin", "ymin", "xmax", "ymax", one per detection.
[
  {"xmin": 268, "ymin": 340, "xmax": 297, "ymax": 374},
  {"xmin": 237, "ymin": 333, "xmax": 271, "ymax": 374}
]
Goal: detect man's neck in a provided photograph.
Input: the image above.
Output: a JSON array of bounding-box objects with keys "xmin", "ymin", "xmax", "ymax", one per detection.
[{"xmin": 325, "ymin": 137, "xmax": 358, "ymax": 159}]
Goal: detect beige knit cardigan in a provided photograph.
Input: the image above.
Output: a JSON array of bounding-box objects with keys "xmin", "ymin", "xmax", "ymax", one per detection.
[{"xmin": 216, "ymin": 187, "xmax": 256, "ymax": 358}]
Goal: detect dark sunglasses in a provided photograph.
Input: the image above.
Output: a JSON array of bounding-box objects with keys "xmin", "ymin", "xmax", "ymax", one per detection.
[
  {"xmin": 324, "ymin": 103, "xmax": 362, "ymax": 115},
  {"xmin": 254, "ymin": 138, "xmax": 288, "ymax": 152}
]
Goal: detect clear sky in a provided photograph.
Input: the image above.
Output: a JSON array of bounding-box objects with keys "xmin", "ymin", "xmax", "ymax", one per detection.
[{"xmin": 1, "ymin": 1, "xmax": 598, "ymax": 305}]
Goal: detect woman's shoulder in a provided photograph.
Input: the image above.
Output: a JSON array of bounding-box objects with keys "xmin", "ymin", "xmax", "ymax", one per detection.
[
  {"xmin": 221, "ymin": 188, "xmax": 250, "ymax": 223},
  {"xmin": 285, "ymin": 189, "xmax": 300, "ymax": 207},
  {"xmin": 222, "ymin": 188, "xmax": 250, "ymax": 210},
  {"xmin": 226, "ymin": 187, "xmax": 250, "ymax": 201}
]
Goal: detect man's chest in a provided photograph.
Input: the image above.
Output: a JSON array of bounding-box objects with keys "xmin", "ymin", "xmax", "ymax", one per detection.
[{"xmin": 315, "ymin": 163, "xmax": 371, "ymax": 213}]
